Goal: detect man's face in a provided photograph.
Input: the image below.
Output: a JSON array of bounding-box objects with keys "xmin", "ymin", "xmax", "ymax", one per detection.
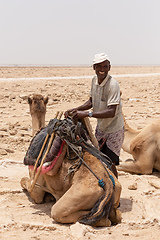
[{"xmin": 94, "ymin": 60, "xmax": 111, "ymax": 83}]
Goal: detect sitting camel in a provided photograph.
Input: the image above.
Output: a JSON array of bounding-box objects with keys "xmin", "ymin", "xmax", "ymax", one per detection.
[
  {"xmin": 28, "ymin": 94, "xmax": 48, "ymax": 136},
  {"xmin": 21, "ymin": 117, "xmax": 122, "ymax": 227},
  {"xmin": 117, "ymin": 116, "xmax": 160, "ymax": 174}
]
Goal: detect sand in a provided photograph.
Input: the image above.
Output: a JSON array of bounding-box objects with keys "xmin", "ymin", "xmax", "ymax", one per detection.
[{"xmin": 0, "ymin": 66, "xmax": 160, "ymax": 240}]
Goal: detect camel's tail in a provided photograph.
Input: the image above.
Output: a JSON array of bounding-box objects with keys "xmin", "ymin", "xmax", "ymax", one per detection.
[
  {"xmin": 123, "ymin": 112, "xmax": 140, "ymax": 134},
  {"xmin": 79, "ymin": 175, "xmax": 114, "ymax": 226}
]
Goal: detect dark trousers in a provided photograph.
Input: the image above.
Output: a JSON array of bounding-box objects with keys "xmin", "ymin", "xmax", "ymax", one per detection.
[
  {"xmin": 101, "ymin": 144, "xmax": 119, "ymax": 178},
  {"xmin": 101, "ymin": 144, "xmax": 119, "ymax": 165}
]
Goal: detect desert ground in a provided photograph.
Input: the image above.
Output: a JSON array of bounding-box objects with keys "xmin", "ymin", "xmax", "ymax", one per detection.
[{"xmin": 0, "ymin": 66, "xmax": 160, "ymax": 240}]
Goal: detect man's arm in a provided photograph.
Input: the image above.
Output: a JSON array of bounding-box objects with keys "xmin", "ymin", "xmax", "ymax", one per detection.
[
  {"xmin": 72, "ymin": 104, "xmax": 117, "ymax": 120},
  {"xmin": 91, "ymin": 105, "xmax": 117, "ymax": 118}
]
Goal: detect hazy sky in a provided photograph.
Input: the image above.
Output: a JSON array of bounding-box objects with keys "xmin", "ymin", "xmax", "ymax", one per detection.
[{"xmin": 0, "ymin": 0, "xmax": 160, "ymax": 66}]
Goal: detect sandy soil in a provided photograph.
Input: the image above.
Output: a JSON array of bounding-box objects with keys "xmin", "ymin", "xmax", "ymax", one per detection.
[{"xmin": 0, "ymin": 66, "xmax": 160, "ymax": 240}]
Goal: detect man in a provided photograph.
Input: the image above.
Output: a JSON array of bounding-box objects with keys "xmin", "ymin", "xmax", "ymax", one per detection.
[{"xmin": 65, "ymin": 53, "xmax": 124, "ymax": 177}]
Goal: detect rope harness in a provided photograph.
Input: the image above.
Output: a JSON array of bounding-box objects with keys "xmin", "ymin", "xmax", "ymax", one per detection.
[
  {"xmin": 29, "ymin": 114, "xmax": 115, "ymax": 192},
  {"xmin": 49, "ymin": 117, "xmax": 115, "ymax": 190}
]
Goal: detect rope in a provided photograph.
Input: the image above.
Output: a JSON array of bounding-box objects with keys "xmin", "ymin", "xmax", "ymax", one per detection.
[
  {"xmin": 64, "ymin": 139, "xmax": 106, "ymax": 190},
  {"xmin": 79, "ymin": 140, "xmax": 115, "ymax": 187},
  {"xmin": 64, "ymin": 160, "xmax": 82, "ymax": 181},
  {"xmin": 53, "ymin": 117, "xmax": 114, "ymax": 190}
]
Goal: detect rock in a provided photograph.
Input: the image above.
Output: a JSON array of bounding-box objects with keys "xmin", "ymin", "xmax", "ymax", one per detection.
[
  {"xmin": 6, "ymin": 148, "xmax": 14, "ymax": 153},
  {"xmin": 0, "ymin": 149, "xmax": 7, "ymax": 155},
  {"xmin": 20, "ymin": 126, "xmax": 29, "ymax": 131},
  {"xmin": 0, "ymin": 127, "xmax": 8, "ymax": 132},
  {"xmin": 19, "ymin": 94, "xmax": 28, "ymax": 100},
  {"xmin": 149, "ymin": 180, "xmax": 160, "ymax": 189},
  {"xmin": 0, "ymin": 143, "xmax": 14, "ymax": 153},
  {"xmin": 70, "ymin": 222, "xmax": 91, "ymax": 240},
  {"xmin": 9, "ymin": 94, "xmax": 16, "ymax": 100},
  {"xmin": 9, "ymin": 129, "xmax": 17, "ymax": 135},
  {"xmin": 128, "ymin": 182, "xmax": 137, "ymax": 190}
]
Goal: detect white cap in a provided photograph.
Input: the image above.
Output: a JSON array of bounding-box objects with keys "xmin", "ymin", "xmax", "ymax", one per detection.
[{"xmin": 93, "ymin": 53, "xmax": 110, "ymax": 65}]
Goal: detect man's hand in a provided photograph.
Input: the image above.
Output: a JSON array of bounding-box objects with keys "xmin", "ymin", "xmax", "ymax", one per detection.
[
  {"xmin": 64, "ymin": 108, "xmax": 77, "ymax": 118},
  {"xmin": 72, "ymin": 110, "xmax": 88, "ymax": 120}
]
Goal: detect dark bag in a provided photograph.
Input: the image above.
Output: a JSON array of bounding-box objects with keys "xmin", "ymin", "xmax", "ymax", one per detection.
[{"xmin": 24, "ymin": 118, "xmax": 59, "ymax": 166}]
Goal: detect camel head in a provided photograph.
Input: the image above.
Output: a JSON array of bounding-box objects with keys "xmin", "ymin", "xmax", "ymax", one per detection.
[
  {"xmin": 28, "ymin": 94, "xmax": 48, "ymax": 115},
  {"xmin": 28, "ymin": 94, "xmax": 49, "ymax": 136}
]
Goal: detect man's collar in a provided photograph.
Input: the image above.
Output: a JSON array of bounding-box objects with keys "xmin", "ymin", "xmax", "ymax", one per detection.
[{"xmin": 95, "ymin": 74, "xmax": 110, "ymax": 86}]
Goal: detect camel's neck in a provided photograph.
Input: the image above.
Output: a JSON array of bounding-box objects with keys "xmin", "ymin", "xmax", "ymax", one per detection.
[
  {"xmin": 122, "ymin": 116, "xmax": 140, "ymax": 153},
  {"xmin": 31, "ymin": 114, "xmax": 45, "ymax": 136}
]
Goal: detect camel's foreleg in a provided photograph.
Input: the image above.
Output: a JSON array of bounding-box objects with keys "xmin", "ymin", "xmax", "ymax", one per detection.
[
  {"xmin": 117, "ymin": 151, "xmax": 154, "ymax": 175},
  {"xmin": 20, "ymin": 168, "xmax": 46, "ymax": 203}
]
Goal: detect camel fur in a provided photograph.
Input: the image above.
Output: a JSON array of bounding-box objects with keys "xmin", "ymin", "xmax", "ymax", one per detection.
[
  {"xmin": 21, "ymin": 144, "xmax": 122, "ymax": 227},
  {"xmin": 118, "ymin": 116, "xmax": 160, "ymax": 174},
  {"xmin": 28, "ymin": 94, "xmax": 48, "ymax": 136}
]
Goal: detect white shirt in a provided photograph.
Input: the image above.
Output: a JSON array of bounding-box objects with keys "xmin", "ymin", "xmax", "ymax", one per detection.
[{"xmin": 90, "ymin": 74, "xmax": 124, "ymax": 134}]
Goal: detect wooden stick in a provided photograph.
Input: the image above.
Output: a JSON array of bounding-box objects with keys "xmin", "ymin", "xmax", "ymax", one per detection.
[
  {"xmin": 29, "ymin": 111, "xmax": 63, "ymax": 192},
  {"xmin": 31, "ymin": 111, "xmax": 60, "ymax": 180},
  {"xmin": 82, "ymin": 117, "xmax": 99, "ymax": 148}
]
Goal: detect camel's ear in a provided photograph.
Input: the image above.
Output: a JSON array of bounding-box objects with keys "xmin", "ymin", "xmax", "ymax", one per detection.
[
  {"xmin": 28, "ymin": 97, "xmax": 32, "ymax": 105},
  {"xmin": 44, "ymin": 96, "xmax": 49, "ymax": 105}
]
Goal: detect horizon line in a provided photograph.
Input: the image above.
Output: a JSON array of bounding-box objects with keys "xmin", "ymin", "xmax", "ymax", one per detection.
[{"xmin": 0, "ymin": 64, "xmax": 160, "ymax": 67}]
